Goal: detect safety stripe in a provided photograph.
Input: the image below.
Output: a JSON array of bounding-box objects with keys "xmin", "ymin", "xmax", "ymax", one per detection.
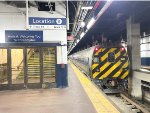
[
  {"xmin": 112, "ymin": 71, "xmax": 122, "ymax": 78},
  {"xmin": 98, "ymin": 50, "xmax": 121, "ymax": 79},
  {"xmin": 101, "ymin": 52, "xmax": 129, "ymax": 79},
  {"xmin": 93, "ymin": 62, "xmax": 110, "ymax": 79},
  {"xmin": 112, "ymin": 61, "xmax": 128, "ymax": 78},
  {"xmin": 92, "ymin": 48, "xmax": 110, "ymax": 74},
  {"xmin": 93, "ymin": 72, "xmax": 100, "ymax": 78},
  {"xmin": 93, "ymin": 49, "xmax": 120, "ymax": 79},
  {"xmin": 92, "ymin": 48, "xmax": 130, "ymax": 80},
  {"xmin": 92, "ymin": 48, "xmax": 118, "ymax": 74},
  {"xmin": 101, "ymin": 48, "xmax": 116, "ymax": 62},
  {"xmin": 121, "ymin": 71, "xmax": 129, "ymax": 79},
  {"xmin": 99, "ymin": 49, "xmax": 119, "ymax": 68},
  {"xmin": 100, "ymin": 61, "xmax": 122, "ymax": 79},
  {"xmin": 92, "ymin": 64, "xmax": 99, "ymax": 70},
  {"xmin": 99, "ymin": 52, "xmax": 127, "ymax": 79}
]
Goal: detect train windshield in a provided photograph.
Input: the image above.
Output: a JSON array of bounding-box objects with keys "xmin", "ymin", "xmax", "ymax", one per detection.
[{"xmin": 108, "ymin": 52, "xmax": 115, "ymax": 63}]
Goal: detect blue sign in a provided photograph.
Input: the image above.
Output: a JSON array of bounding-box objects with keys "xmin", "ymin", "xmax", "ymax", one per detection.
[
  {"xmin": 5, "ymin": 30, "xmax": 43, "ymax": 42},
  {"xmin": 29, "ymin": 17, "xmax": 66, "ymax": 25},
  {"xmin": 29, "ymin": 17, "xmax": 66, "ymax": 29}
]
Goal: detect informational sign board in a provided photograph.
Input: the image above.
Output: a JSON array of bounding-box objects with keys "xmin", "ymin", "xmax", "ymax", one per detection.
[
  {"xmin": 5, "ymin": 30, "xmax": 43, "ymax": 42},
  {"xmin": 29, "ymin": 17, "xmax": 66, "ymax": 29}
]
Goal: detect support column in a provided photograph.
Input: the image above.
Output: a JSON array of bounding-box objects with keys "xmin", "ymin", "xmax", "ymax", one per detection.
[
  {"xmin": 126, "ymin": 18, "xmax": 141, "ymax": 96},
  {"xmin": 56, "ymin": 46, "xmax": 68, "ymax": 88}
]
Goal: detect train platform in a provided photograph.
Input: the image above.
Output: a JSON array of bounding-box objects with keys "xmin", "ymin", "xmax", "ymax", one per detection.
[{"xmin": 0, "ymin": 62, "xmax": 121, "ymax": 113}]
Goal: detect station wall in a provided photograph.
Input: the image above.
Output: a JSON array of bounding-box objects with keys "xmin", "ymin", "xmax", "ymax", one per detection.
[
  {"xmin": 0, "ymin": 2, "xmax": 67, "ymax": 63},
  {"xmin": 0, "ymin": 2, "xmax": 67, "ymax": 44},
  {"xmin": 0, "ymin": 2, "xmax": 68, "ymax": 87}
]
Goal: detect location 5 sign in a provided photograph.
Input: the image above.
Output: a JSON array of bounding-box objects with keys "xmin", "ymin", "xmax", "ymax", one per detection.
[{"xmin": 29, "ymin": 17, "xmax": 66, "ymax": 29}]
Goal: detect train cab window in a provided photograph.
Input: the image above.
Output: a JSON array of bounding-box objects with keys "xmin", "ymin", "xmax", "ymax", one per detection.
[
  {"xmin": 108, "ymin": 52, "xmax": 115, "ymax": 63},
  {"xmin": 93, "ymin": 57, "xmax": 99, "ymax": 63}
]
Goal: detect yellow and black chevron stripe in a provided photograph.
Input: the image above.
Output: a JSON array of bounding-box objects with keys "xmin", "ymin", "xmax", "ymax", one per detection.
[{"xmin": 92, "ymin": 47, "xmax": 129, "ymax": 80}]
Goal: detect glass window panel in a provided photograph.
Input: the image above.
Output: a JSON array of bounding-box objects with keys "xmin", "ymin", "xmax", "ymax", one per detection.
[
  {"xmin": 0, "ymin": 49, "xmax": 8, "ymax": 85},
  {"xmin": 43, "ymin": 47, "xmax": 56, "ymax": 84},
  {"xmin": 27, "ymin": 48, "xmax": 40, "ymax": 83},
  {"xmin": 11, "ymin": 49, "xmax": 24, "ymax": 84}
]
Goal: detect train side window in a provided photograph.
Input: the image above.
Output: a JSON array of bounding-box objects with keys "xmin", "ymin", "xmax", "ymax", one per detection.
[
  {"xmin": 93, "ymin": 57, "xmax": 99, "ymax": 63},
  {"xmin": 108, "ymin": 52, "xmax": 115, "ymax": 63}
]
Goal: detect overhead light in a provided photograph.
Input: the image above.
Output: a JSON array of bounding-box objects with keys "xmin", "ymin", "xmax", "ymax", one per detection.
[
  {"xmin": 81, "ymin": 6, "xmax": 93, "ymax": 10},
  {"xmin": 80, "ymin": 32, "xmax": 85, "ymax": 39},
  {"xmin": 80, "ymin": 21, "xmax": 85, "ymax": 28},
  {"xmin": 87, "ymin": 18, "xmax": 95, "ymax": 29}
]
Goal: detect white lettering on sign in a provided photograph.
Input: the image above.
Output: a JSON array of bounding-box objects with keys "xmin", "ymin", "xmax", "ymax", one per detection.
[
  {"xmin": 56, "ymin": 19, "xmax": 62, "ymax": 24},
  {"xmin": 33, "ymin": 19, "xmax": 55, "ymax": 24}
]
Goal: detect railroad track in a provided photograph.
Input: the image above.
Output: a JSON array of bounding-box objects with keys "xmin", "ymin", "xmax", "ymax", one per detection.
[
  {"xmin": 118, "ymin": 93, "xmax": 150, "ymax": 113},
  {"xmin": 71, "ymin": 61, "xmax": 150, "ymax": 113}
]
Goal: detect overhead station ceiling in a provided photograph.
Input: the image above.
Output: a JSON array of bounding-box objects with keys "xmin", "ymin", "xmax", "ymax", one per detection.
[
  {"xmin": 68, "ymin": 1, "xmax": 150, "ymax": 55},
  {"xmin": 0, "ymin": 1, "xmax": 65, "ymax": 13},
  {"xmin": 1, "ymin": 1, "xmax": 150, "ymax": 55}
]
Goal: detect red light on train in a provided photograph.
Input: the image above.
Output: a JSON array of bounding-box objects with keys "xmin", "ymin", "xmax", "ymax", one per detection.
[
  {"xmin": 95, "ymin": 47, "xmax": 99, "ymax": 51},
  {"xmin": 120, "ymin": 47, "xmax": 125, "ymax": 51}
]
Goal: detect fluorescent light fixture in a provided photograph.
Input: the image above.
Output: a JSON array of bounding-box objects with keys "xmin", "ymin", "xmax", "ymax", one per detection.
[
  {"xmin": 80, "ymin": 21, "xmax": 85, "ymax": 28},
  {"xmin": 81, "ymin": 6, "xmax": 93, "ymax": 10},
  {"xmin": 80, "ymin": 32, "xmax": 85, "ymax": 39},
  {"xmin": 87, "ymin": 18, "xmax": 95, "ymax": 29}
]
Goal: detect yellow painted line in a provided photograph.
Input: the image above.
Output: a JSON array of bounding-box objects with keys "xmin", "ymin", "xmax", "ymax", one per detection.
[{"xmin": 70, "ymin": 62, "xmax": 120, "ymax": 113}]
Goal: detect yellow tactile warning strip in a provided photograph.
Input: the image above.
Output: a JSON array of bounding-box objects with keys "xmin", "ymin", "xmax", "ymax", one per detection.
[{"xmin": 70, "ymin": 62, "xmax": 120, "ymax": 113}]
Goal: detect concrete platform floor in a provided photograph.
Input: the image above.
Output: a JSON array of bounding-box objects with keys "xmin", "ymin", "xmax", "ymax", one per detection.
[{"xmin": 0, "ymin": 64, "xmax": 97, "ymax": 113}]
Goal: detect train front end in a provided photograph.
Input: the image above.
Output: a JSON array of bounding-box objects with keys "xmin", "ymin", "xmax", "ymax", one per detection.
[{"xmin": 91, "ymin": 46, "xmax": 130, "ymax": 93}]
